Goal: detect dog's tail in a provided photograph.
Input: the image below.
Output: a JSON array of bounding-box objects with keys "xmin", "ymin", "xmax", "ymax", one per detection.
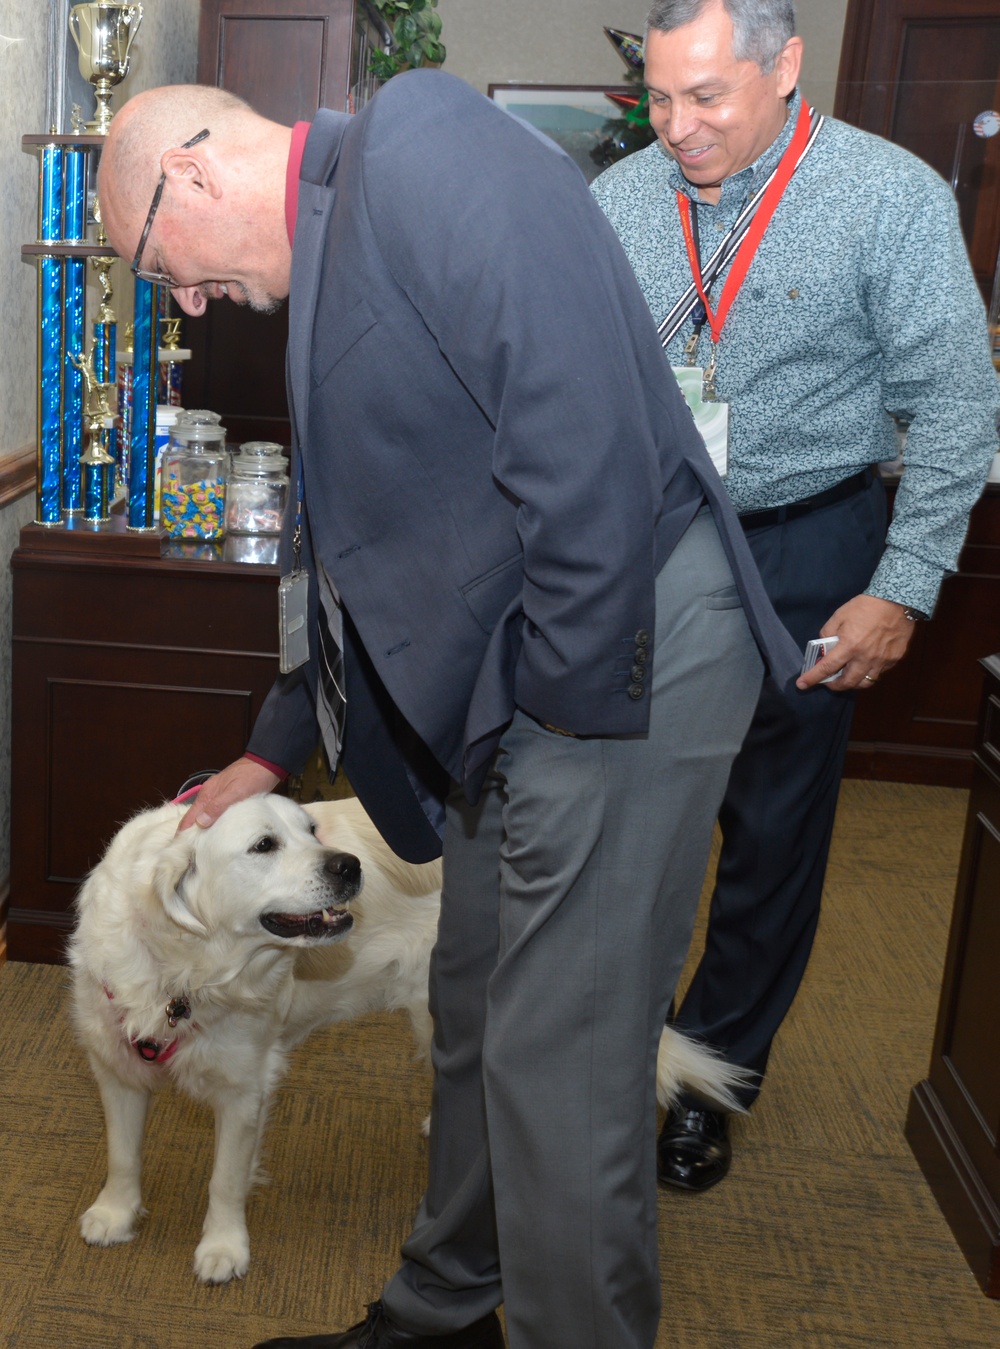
[{"xmin": 656, "ymin": 1024, "xmax": 756, "ymax": 1114}]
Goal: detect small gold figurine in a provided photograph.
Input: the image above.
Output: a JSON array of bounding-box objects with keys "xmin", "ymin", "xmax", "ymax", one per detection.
[
  {"xmin": 69, "ymin": 344, "xmax": 118, "ymax": 466},
  {"xmin": 91, "ymin": 255, "xmax": 116, "ymax": 324},
  {"xmin": 160, "ymin": 316, "xmax": 183, "ymax": 350}
]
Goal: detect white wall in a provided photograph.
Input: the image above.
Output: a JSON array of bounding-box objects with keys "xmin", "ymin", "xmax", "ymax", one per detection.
[
  {"xmin": 0, "ymin": 2, "xmax": 51, "ymax": 463},
  {"xmin": 797, "ymin": 0, "xmax": 850, "ymax": 117},
  {"xmin": 436, "ymin": 0, "xmax": 849, "ymax": 116}
]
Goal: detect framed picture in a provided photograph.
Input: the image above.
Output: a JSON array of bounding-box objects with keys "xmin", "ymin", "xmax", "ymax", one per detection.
[{"xmin": 488, "ymin": 84, "xmax": 636, "ymax": 183}]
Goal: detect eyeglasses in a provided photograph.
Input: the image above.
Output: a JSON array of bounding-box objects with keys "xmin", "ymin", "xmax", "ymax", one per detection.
[{"xmin": 130, "ymin": 128, "xmax": 210, "ymax": 287}]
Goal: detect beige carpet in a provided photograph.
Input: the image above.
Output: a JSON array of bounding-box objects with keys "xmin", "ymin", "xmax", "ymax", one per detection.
[{"xmin": 1, "ymin": 779, "xmax": 998, "ymax": 1348}]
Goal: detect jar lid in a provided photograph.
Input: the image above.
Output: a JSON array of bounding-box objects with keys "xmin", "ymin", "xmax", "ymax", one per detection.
[
  {"xmin": 231, "ymin": 445, "xmax": 289, "ymax": 479},
  {"xmin": 178, "ymin": 409, "xmax": 221, "ymax": 425},
  {"xmin": 238, "ymin": 440, "xmax": 285, "ymax": 457},
  {"xmin": 171, "ymin": 408, "xmax": 226, "ymax": 446}
]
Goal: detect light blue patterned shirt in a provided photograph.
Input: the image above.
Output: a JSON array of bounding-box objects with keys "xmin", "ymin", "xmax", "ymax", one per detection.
[{"xmin": 592, "ymin": 90, "xmax": 999, "ymax": 616}]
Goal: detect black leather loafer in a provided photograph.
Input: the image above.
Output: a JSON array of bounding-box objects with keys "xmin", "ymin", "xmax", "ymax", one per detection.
[
  {"xmin": 252, "ymin": 1299, "xmax": 505, "ymax": 1348},
  {"xmin": 656, "ymin": 1106, "xmax": 732, "ymax": 1191}
]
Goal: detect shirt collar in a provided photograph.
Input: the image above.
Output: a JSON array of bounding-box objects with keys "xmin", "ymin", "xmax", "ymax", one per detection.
[
  {"xmin": 661, "ymin": 88, "xmax": 804, "ymax": 207},
  {"xmin": 285, "ymin": 120, "xmax": 312, "ymax": 244}
]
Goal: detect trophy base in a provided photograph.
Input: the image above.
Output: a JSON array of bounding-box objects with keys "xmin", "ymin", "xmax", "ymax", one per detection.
[{"xmin": 19, "ymin": 510, "xmax": 164, "ymax": 558}]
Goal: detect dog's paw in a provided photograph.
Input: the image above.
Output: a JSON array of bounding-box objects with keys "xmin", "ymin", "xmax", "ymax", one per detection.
[
  {"xmin": 80, "ymin": 1200, "xmax": 140, "ymax": 1246},
  {"xmin": 194, "ymin": 1230, "xmax": 250, "ymax": 1284}
]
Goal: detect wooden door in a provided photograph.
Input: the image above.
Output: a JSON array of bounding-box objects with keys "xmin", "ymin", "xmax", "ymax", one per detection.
[
  {"xmin": 835, "ymin": 0, "xmax": 1000, "ymax": 303},
  {"xmin": 186, "ymin": 0, "xmax": 385, "ymax": 445}
]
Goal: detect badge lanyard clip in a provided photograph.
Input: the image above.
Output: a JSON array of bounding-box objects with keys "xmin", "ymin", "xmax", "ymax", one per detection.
[{"xmin": 682, "ymin": 298, "xmax": 707, "ymax": 368}]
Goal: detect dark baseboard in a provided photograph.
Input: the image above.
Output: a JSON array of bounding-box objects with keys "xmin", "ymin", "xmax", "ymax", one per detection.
[
  {"xmin": 5, "ymin": 906, "xmax": 73, "ymax": 965},
  {"xmin": 844, "ymin": 741, "xmax": 974, "ymax": 788}
]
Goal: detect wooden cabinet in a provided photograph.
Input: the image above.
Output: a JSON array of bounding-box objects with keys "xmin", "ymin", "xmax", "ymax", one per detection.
[
  {"xmin": 846, "ymin": 485, "xmax": 1000, "ymax": 787},
  {"xmin": 7, "ymin": 527, "xmax": 280, "ymax": 963},
  {"xmin": 183, "ymin": 0, "xmax": 389, "ymax": 445},
  {"xmin": 836, "ymin": 0, "xmax": 1000, "ymax": 305},
  {"xmin": 906, "ymin": 655, "xmax": 1000, "ymax": 1296}
]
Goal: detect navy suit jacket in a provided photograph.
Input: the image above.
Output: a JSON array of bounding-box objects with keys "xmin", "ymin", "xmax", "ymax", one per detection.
[{"xmin": 247, "ymin": 71, "xmax": 800, "ymax": 861}]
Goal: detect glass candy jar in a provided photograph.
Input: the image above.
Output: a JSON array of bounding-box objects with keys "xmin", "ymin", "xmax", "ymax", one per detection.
[
  {"xmin": 224, "ymin": 441, "xmax": 289, "ymax": 536},
  {"xmin": 160, "ymin": 409, "xmax": 228, "ymax": 539}
]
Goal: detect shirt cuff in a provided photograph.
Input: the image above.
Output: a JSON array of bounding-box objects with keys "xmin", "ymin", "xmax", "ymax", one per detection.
[
  {"xmin": 244, "ymin": 751, "xmax": 290, "ymax": 780},
  {"xmin": 864, "ymin": 548, "xmax": 946, "ymax": 619}
]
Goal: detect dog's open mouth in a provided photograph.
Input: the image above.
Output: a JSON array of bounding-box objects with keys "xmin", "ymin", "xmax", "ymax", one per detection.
[{"xmin": 259, "ymin": 906, "xmax": 354, "ymax": 940}]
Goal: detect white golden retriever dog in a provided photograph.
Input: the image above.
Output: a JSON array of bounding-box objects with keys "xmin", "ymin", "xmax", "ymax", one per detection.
[{"xmin": 70, "ymin": 792, "xmax": 748, "ymax": 1284}]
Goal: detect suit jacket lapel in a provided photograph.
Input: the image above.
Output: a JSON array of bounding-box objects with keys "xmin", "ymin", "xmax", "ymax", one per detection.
[{"xmin": 287, "ymin": 110, "xmax": 352, "ymax": 456}]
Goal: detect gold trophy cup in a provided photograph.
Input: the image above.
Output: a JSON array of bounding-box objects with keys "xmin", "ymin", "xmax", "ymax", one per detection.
[{"xmin": 68, "ymin": 3, "xmax": 143, "ymax": 135}]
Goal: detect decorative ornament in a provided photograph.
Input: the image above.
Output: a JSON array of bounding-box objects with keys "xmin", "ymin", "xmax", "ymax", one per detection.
[
  {"xmin": 606, "ymin": 92, "xmax": 642, "ymax": 113},
  {"xmin": 590, "ymin": 27, "xmax": 655, "ymax": 172},
  {"xmin": 604, "ymin": 27, "xmax": 645, "ymax": 71}
]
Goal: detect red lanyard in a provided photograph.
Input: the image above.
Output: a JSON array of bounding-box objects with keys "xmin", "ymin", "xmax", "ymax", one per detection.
[{"xmin": 676, "ymin": 99, "xmax": 811, "ymax": 347}]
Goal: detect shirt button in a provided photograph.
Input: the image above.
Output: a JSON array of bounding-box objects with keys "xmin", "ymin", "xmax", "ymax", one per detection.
[
  {"xmin": 715, "ymin": 221, "xmax": 726, "ymax": 232},
  {"xmin": 628, "ymin": 683, "xmax": 645, "ymax": 700}
]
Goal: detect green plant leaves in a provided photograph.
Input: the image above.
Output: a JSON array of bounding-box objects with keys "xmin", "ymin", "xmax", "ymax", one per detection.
[{"xmin": 369, "ymin": 0, "xmax": 445, "ymax": 79}]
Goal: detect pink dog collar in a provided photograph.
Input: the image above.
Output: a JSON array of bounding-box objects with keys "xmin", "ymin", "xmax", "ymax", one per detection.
[
  {"xmin": 135, "ymin": 1035, "xmax": 181, "ymax": 1065},
  {"xmin": 103, "ymin": 986, "xmax": 193, "ymax": 1065}
]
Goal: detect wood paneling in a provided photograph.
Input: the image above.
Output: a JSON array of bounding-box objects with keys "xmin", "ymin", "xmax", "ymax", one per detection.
[
  {"xmin": 0, "ymin": 444, "xmax": 35, "ymax": 509},
  {"xmin": 184, "ymin": 0, "xmax": 370, "ymax": 446}
]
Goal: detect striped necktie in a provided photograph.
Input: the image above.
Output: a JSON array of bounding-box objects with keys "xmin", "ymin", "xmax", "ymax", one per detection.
[{"xmin": 316, "ymin": 561, "xmax": 347, "ymax": 772}]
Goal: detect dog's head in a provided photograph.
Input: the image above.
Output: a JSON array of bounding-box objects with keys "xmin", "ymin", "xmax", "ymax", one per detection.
[{"xmin": 152, "ymin": 794, "xmax": 360, "ymax": 948}]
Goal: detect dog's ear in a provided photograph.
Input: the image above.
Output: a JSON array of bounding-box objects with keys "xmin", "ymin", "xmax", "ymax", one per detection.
[{"xmin": 153, "ymin": 833, "xmax": 209, "ymax": 937}]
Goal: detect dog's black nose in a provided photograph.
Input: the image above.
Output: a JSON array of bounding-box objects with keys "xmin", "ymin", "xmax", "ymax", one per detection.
[{"xmin": 324, "ymin": 851, "xmax": 361, "ymax": 888}]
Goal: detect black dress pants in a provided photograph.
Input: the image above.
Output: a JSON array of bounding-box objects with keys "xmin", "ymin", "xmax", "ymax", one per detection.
[{"xmin": 673, "ymin": 474, "xmax": 889, "ymax": 1107}]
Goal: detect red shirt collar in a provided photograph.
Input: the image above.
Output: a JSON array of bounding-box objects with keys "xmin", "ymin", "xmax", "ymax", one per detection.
[{"xmin": 285, "ymin": 120, "xmax": 312, "ymax": 245}]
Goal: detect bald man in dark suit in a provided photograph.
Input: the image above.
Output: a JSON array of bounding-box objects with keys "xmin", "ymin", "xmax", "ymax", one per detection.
[{"xmin": 99, "ymin": 71, "xmax": 800, "ymax": 1349}]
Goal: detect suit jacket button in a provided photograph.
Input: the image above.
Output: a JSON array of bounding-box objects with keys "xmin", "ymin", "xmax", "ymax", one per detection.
[
  {"xmin": 633, "ymin": 647, "xmax": 648, "ymax": 665},
  {"xmin": 631, "ymin": 665, "xmax": 646, "ymax": 682},
  {"xmin": 628, "ymin": 683, "xmax": 645, "ymax": 700},
  {"xmin": 635, "ymin": 629, "xmax": 650, "ymax": 646}
]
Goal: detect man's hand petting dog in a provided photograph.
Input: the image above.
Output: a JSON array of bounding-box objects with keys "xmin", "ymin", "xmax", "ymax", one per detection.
[{"xmin": 179, "ymin": 756, "xmax": 282, "ymax": 831}]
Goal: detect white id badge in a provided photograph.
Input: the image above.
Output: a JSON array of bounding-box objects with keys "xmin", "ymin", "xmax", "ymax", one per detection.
[
  {"xmin": 278, "ymin": 569, "xmax": 310, "ymax": 673},
  {"xmin": 672, "ymin": 367, "xmax": 730, "ymax": 477}
]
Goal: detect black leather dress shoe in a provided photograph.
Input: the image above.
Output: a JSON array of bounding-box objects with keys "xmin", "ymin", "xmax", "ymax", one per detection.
[
  {"xmin": 656, "ymin": 1106, "xmax": 732, "ymax": 1191},
  {"xmin": 252, "ymin": 1300, "xmax": 505, "ymax": 1349}
]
